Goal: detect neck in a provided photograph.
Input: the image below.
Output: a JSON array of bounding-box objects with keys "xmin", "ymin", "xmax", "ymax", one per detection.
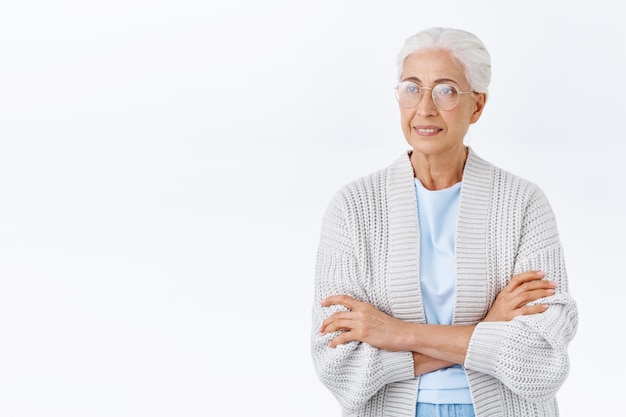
[{"xmin": 410, "ymin": 146, "xmax": 468, "ymax": 190}]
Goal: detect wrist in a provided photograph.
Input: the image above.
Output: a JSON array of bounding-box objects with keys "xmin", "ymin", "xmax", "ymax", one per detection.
[{"xmin": 400, "ymin": 322, "xmax": 420, "ymax": 352}]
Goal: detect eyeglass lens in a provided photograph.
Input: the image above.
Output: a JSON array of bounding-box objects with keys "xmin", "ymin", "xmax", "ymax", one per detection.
[{"xmin": 396, "ymin": 82, "xmax": 460, "ymax": 110}]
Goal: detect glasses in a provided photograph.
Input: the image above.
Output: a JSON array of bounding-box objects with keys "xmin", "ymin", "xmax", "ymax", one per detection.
[{"xmin": 395, "ymin": 81, "xmax": 473, "ymax": 111}]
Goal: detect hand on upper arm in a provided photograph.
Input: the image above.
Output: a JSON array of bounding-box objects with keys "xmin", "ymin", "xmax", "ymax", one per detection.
[
  {"xmin": 320, "ymin": 295, "xmax": 411, "ymax": 351},
  {"xmin": 483, "ymin": 270, "xmax": 556, "ymax": 322}
]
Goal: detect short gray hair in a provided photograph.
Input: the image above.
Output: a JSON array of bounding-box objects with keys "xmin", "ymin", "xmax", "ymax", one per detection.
[{"xmin": 397, "ymin": 27, "xmax": 491, "ymax": 93}]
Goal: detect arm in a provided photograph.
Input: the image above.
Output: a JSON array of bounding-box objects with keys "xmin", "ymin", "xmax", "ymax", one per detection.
[
  {"xmin": 311, "ymin": 195, "xmax": 415, "ymax": 413},
  {"xmin": 465, "ymin": 186, "xmax": 578, "ymax": 403},
  {"xmin": 323, "ymin": 271, "xmax": 556, "ymax": 374},
  {"xmin": 391, "ymin": 269, "xmax": 555, "ymax": 364},
  {"xmin": 410, "ymin": 271, "xmax": 554, "ymax": 376},
  {"xmin": 412, "ymin": 352, "xmax": 454, "ymax": 377}
]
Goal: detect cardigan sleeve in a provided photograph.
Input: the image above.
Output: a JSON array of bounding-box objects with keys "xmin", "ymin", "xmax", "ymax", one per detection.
[
  {"xmin": 465, "ymin": 185, "xmax": 578, "ymax": 403},
  {"xmin": 311, "ymin": 192, "xmax": 415, "ymax": 413}
]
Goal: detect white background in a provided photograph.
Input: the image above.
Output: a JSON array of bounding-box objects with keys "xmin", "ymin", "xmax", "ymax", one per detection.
[{"xmin": 0, "ymin": 1, "xmax": 623, "ymax": 416}]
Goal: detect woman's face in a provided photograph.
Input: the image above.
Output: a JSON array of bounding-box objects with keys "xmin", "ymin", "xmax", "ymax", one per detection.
[{"xmin": 399, "ymin": 50, "xmax": 486, "ymax": 157}]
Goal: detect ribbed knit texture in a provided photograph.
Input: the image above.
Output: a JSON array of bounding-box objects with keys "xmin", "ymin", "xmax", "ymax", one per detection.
[{"xmin": 311, "ymin": 148, "xmax": 578, "ymax": 417}]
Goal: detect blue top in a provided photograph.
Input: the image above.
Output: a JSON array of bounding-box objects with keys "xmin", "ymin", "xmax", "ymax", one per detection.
[{"xmin": 414, "ymin": 178, "xmax": 472, "ymax": 404}]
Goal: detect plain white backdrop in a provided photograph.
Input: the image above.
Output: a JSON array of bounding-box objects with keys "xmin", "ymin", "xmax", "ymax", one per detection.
[{"xmin": 0, "ymin": 1, "xmax": 624, "ymax": 416}]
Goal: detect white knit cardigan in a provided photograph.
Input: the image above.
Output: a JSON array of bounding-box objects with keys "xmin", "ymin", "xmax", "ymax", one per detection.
[{"xmin": 311, "ymin": 148, "xmax": 578, "ymax": 417}]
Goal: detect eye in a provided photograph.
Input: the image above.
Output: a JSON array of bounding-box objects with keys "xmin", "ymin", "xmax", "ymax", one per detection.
[
  {"xmin": 436, "ymin": 84, "xmax": 457, "ymax": 96},
  {"xmin": 403, "ymin": 82, "xmax": 420, "ymax": 94}
]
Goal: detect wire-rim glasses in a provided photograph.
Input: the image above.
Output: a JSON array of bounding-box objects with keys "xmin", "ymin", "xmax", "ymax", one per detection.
[{"xmin": 395, "ymin": 81, "xmax": 473, "ymax": 111}]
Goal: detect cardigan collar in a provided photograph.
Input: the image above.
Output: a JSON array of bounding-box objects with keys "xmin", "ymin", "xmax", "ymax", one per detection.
[{"xmin": 385, "ymin": 147, "xmax": 494, "ymax": 324}]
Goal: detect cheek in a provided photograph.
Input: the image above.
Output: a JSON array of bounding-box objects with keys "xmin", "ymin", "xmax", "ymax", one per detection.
[
  {"xmin": 443, "ymin": 110, "xmax": 470, "ymax": 131},
  {"xmin": 399, "ymin": 108, "xmax": 415, "ymax": 141},
  {"xmin": 399, "ymin": 108, "xmax": 414, "ymax": 128},
  {"xmin": 456, "ymin": 104, "xmax": 477, "ymax": 125}
]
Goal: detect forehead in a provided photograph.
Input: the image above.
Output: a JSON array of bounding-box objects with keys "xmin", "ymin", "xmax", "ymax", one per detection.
[{"xmin": 401, "ymin": 50, "xmax": 468, "ymax": 85}]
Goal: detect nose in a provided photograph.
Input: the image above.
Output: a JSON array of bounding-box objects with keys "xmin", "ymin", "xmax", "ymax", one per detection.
[{"xmin": 416, "ymin": 88, "xmax": 438, "ymax": 117}]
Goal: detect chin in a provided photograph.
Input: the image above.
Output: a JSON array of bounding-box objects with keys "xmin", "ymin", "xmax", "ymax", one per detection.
[
  {"xmin": 409, "ymin": 138, "xmax": 465, "ymax": 156},
  {"xmin": 408, "ymin": 139, "xmax": 452, "ymax": 156}
]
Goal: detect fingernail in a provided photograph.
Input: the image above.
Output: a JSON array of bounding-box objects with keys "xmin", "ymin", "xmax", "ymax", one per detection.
[
  {"xmin": 542, "ymin": 304, "xmax": 549, "ymax": 310},
  {"xmin": 549, "ymin": 281, "xmax": 557, "ymax": 288},
  {"xmin": 536, "ymin": 271, "xmax": 545, "ymax": 277},
  {"xmin": 547, "ymin": 289, "xmax": 555, "ymax": 295}
]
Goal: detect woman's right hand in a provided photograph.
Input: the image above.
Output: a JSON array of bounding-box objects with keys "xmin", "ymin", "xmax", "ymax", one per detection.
[{"xmin": 482, "ymin": 270, "xmax": 556, "ymax": 322}]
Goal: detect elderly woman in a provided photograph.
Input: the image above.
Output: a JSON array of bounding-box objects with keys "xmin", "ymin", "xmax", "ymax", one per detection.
[{"xmin": 311, "ymin": 27, "xmax": 578, "ymax": 417}]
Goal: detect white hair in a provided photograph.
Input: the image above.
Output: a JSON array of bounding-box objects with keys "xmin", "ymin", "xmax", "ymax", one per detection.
[{"xmin": 397, "ymin": 27, "xmax": 491, "ymax": 93}]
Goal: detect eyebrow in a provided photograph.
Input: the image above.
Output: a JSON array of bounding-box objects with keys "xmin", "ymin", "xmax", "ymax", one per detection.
[{"xmin": 401, "ymin": 76, "xmax": 461, "ymax": 86}]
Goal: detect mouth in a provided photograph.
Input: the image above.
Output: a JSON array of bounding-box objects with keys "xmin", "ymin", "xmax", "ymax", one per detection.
[{"xmin": 413, "ymin": 126, "xmax": 443, "ymax": 136}]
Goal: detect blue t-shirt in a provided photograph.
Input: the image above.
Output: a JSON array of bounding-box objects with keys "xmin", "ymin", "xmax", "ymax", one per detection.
[{"xmin": 414, "ymin": 178, "xmax": 472, "ymax": 404}]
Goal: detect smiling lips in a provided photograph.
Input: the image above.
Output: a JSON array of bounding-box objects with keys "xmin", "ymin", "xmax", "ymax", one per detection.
[{"xmin": 414, "ymin": 126, "xmax": 443, "ymax": 136}]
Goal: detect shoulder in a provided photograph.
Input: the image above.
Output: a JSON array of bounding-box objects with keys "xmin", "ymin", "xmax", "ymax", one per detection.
[
  {"xmin": 469, "ymin": 149, "xmax": 559, "ymax": 246},
  {"xmin": 468, "ymin": 148, "xmax": 545, "ymax": 203},
  {"xmin": 325, "ymin": 152, "xmax": 410, "ymax": 216}
]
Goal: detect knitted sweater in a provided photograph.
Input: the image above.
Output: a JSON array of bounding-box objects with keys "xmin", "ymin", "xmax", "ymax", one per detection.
[{"xmin": 311, "ymin": 148, "xmax": 578, "ymax": 417}]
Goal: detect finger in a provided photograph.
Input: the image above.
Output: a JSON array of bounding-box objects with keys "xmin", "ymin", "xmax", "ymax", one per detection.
[
  {"xmin": 320, "ymin": 318, "xmax": 354, "ymax": 334},
  {"xmin": 328, "ymin": 331, "xmax": 357, "ymax": 348},
  {"xmin": 504, "ymin": 271, "xmax": 546, "ymax": 294},
  {"xmin": 511, "ymin": 287, "xmax": 556, "ymax": 307},
  {"xmin": 320, "ymin": 316, "xmax": 333, "ymax": 333},
  {"xmin": 322, "ymin": 318, "xmax": 356, "ymax": 335},
  {"xmin": 519, "ymin": 280, "xmax": 557, "ymax": 292},
  {"xmin": 525, "ymin": 286, "xmax": 556, "ymax": 299},
  {"xmin": 321, "ymin": 295, "xmax": 360, "ymax": 310},
  {"xmin": 510, "ymin": 281, "xmax": 556, "ymax": 303},
  {"xmin": 510, "ymin": 270, "xmax": 545, "ymax": 285},
  {"xmin": 515, "ymin": 303, "xmax": 549, "ymax": 317}
]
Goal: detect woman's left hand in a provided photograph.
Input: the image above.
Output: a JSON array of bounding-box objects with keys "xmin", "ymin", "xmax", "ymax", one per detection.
[{"xmin": 320, "ymin": 295, "xmax": 410, "ymax": 351}]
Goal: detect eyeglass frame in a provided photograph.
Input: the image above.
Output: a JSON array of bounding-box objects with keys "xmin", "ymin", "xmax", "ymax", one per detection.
[{"xmin": 394, "ymin": 81, "xmax": 475, "ymax": 111}]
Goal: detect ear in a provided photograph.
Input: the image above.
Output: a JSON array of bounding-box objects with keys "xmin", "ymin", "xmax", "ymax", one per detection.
[{"xmin": 469, "ymin": 92, "xmax": 487, "ymax": 124}]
